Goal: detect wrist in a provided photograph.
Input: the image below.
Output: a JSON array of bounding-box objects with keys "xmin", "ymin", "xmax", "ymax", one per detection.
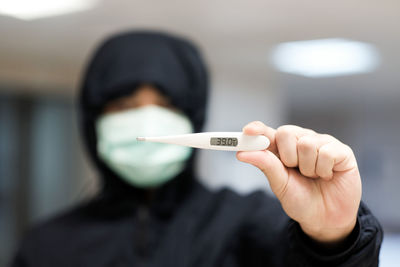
[{"xmin": 300, "ymin": 216, "xmax": 357, "ymax": 246}]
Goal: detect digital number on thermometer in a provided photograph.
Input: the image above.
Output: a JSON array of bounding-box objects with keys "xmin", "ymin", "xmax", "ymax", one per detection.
[
  {"xmin": 210, "ymin": 137, "xmax": 238, "ymax": 147},
  {"xmin": 138, "ymin": 132, "xmax": 269, "ymax": 151}
]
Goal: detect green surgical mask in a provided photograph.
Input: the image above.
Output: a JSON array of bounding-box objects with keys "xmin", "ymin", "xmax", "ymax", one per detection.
[{"xmin": 95, "ymin": 105, "xmax": 193, "ymax": 188}]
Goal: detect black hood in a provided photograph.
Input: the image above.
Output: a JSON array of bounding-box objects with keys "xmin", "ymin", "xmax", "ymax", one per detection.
[{"xmin": 78, "ymin": 30, "xmax": 209, "ymax": 214}]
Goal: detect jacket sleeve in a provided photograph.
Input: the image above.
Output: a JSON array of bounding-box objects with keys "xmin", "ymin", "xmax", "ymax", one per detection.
[{"xmin": 237, "ymin": 191, "xmax": 383, "ymax": 267}]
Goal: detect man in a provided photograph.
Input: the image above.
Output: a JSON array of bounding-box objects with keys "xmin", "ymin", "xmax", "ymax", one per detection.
[{"xmin": 12, "ymin": 31, "xmax": 382, "ymax": 266}]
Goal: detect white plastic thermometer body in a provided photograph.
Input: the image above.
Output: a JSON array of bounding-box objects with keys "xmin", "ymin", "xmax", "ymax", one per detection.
[{"xmin": 137, "ymin": 132, "xmax": 270, "ymax": 151}]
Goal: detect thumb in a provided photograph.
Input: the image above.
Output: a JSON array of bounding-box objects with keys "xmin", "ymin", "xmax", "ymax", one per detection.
[{"xmin": 237, "ymin": 150, "xmax": 288, "ymax": 197}]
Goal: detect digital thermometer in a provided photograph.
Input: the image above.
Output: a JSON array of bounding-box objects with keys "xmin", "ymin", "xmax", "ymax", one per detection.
[{"xmin": 137, "ymin": 132, "xmax": 270, "ymax": 151}]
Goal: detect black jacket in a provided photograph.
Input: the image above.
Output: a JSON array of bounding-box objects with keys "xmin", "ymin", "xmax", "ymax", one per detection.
[{"xmin": 12, "ymin": 31, "xmax": 383, "ymax": 267}]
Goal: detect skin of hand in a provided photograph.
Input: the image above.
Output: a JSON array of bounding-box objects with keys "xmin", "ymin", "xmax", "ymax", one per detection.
[{"xmin": 236, "ymin": 121, "xmax": 362, "ymax": 245}]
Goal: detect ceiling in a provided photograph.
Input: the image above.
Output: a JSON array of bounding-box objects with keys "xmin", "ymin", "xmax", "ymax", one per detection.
[{"xmin": 0, "ymin": 0, "xmax": 399, "ymax": 99}]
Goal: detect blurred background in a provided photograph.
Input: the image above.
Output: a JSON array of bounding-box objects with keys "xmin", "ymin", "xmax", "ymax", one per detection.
[{"xmin": 0, "ymin": 0, "xmax": 399, "ymax": 266}]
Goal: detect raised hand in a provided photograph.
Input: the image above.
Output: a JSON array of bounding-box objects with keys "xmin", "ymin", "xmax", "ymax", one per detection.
[{"xmin": 237, "ymin": 121, "xmax": 361, "ymax": 244}]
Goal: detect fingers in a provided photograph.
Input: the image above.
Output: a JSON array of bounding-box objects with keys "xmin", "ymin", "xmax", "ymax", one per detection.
[
  {"xmin": 316, "ymin": 142, "xmax": 356, "ymax": 179},
  {"xmin": 297, "ymin": 135, "xmax": 319, "ymax": 178},
  {"xmin": 237, "ymin": 150, "xmax": 288, "ymax": 196},
  {"xmin": 282, "ymin": 129, "xmax": 354, "ymax": 180},
  {"xmin": 297, "ymin": 134, "xmax": 336, "ymax": 178},
  {"xmin": 276, "ymin": 125, "xmax": 315, "ymax": 167},
  {"xmin": 241, "ymin": 123, "xmax": 356, "ymax": 180},
  {"xmin": 242, "ymin": 121, "xmax": 278, "ymax": 155},
  {"xmin": 315, "ymin": 142, "xmax": 335, "ymax": 179}
]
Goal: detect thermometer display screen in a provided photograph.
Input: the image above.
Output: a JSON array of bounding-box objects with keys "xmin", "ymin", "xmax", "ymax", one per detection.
[{"xmin": 210, "ymin": 137, "xmax": 238, "ymax": 147}]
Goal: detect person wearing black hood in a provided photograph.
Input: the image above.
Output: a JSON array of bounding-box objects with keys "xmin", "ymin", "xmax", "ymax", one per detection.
[{"xmin": 12, "ymin": 31, "xmax": 382, "ymax": 267}]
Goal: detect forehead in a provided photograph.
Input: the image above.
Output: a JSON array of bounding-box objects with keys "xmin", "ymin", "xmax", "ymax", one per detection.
[
  {"xmin": 132, "ymin": 84, "xmax": 168, "ymax": 98},
  {"xmin": 102, "ymin": 84, "xmax": 173, "ymax": 113},
  {"xmin": 110, "ymin": 84, "xmax": 169, "ymax": 101}
]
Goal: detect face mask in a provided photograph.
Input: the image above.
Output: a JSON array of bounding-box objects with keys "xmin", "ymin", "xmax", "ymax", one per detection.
[{"xmin": 95, "ymin": 105, "xmax": 193, "ymax": 188}]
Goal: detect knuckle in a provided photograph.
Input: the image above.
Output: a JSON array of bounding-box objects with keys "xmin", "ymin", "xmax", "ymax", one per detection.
[
  {"xmin": 343, "ymin": 144, "xmax": 354, "ymax": 154},
  {"xmin": 276, "ymin": 125, "xmax": 295, "ymax": 141},
  {"xmin": 297, "ymin": 136, "xmax": 315, "ymax": 151},
  {"xmin": 304, "ymin": 128, "xmax": 317, "ymax": 135},
  {"xmin": 318, "ymin": 145, "xmax": 332, "ymax": 159},
  {"xmin": 320, "ymin": 133, "xmax": 334, "ymax": 140},
  {"xmin": 277, "ymin": 125, "xmax": 293, "ymax": 135}
]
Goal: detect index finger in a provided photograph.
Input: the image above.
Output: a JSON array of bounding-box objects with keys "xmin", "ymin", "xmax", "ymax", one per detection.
[{"xmin": 242, "ymin": 121, "xmax": 278, "ymax": 155}]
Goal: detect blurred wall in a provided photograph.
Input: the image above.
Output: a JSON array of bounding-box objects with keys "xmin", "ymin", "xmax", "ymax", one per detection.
[{"xmin": 0, "ymin": 93, "xmax": 98, "ymax": 265}]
